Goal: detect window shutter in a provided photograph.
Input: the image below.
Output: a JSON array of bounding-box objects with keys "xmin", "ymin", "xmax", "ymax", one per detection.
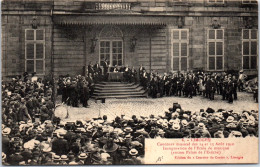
[
  {"xmin": 209, "ymin": 42, "xmax": 215, "ymax": 55},
  {"xmin": 173, "ymin": 43, "xmax": 179, "ymax": 57},
  {"xmin": 251, "ymin": 41, "xmax": 257, "ymax": 55},
  {"xmin": 173, "ymin": 57, "xmax": 179, "ymax": 71},
  {"xmin": 216, "ymin": 30, "xmax": 223, "ymax": 39},
  {"xmin": 36, "ymin": 30, "xmax": 44, "ymax": 40},
  {"xmin": 251, "ymin": 29, "xmax": 257, "ymax": 39},
  {"xmin": 209, "ymin": 57, "xmax": 215, "ymax": 70},
  {"xmin": 216, "ymin": 57, "xmax": 223, "ymax": 70},
  {"xmin": 36, "ymin": 60, "xmax": 44, "ymax": 74},
  {"xmin": 209, "ymin": 30, "xmax": 215, "ymax": 39},
  {"xmin": 243, "ymin": 42, "xmax": 249, "ymax": 55},
  {"xmin": 181, "ymin": 43, "xmax": 187, "ymax": 56},
  {"xmin": 181, "ymin": 57, "xmax": 187, "ymax": 71},
  {"xmin": 26, "ymin": 60, "xmax": 34, "ymax": 73},
  {"xmin": 216, "ymin": 42, "xmax": 223, "ymax": 55},
  {"xmin": 36, "ymin": 43, "xmax": 44, "ymax": 59},
  {"xmin": 173, "ymin": 31, "xmax": 179, "ymax": 40},
  {"xmin": 26, "ymin": 30, "xmax": 34, "ymax": 40},
  {"xmin": 243, "ymin": 56, "xmax": 250, "ymax": 69},
  {"xmin": 243, "ymin": 29, "xmax": 249, "ymax": 39},
  {"xmin": 181, "ymin": 30, "xmax": 187, "ymax": 40},
  {"xmin": 26, "ymin": 43, "xmax": 34, "ymax": 59}
]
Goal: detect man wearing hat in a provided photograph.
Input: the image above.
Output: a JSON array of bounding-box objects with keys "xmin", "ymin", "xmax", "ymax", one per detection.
[
  {"xmin": 128, "ymin": 149, "xmax": 142, "ymax": 164},
  {"xmin": 195, "ymin": 123, "xmax": 211, "ymax": 138},
  {"xmin": 17, "ymin": 98, "xmax": 32, "ymax": 122},
  {"xmin": 77, "ymin": 153, "xmax": 88, "ymax": 165},
  {"xmin": 52, "ymin": 130, "xmax": 69, "ymax": 156},
  {"xmin": 165, "ymin": 123, "xmax": 183, "ymax": 138},
  {"xmin": 2, "ymin": 127, "xmax": 11, "ymax": 156},
  {"xmin": 40, "ymin": 103, "xmax": 51, "ymax": 123},
  {"xmin": 238, "ymin": 70, "xmax": 247, "ymax": 91},
  {"xmin": 9, "ymin": 147, "xmax": 24, "ymax": 165},
  {"xmin": 2, "ymin": 152, "xmax": 10, "ymax": 165},
  {"xmin": 227, "ymin": 77, "xmax": 234, "ymax": 103}
]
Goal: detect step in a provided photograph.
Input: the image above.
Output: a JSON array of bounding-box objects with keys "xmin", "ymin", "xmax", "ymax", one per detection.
[
  {"xmin": 92, "ymin": 94, "xmax": 147, "ymax": 99},
  {"xmin": 93, "ymin": 90, "xmax": 146, "ymax": 96},
  {"xmin": 95, "ymin": 83, "xmax": 136, "ymax": 88},
  {"xmin": 95, "ymin": 84, "xmax": 141, "ymax": 90},
  {"xmin": 94, "ymin": 87, "xmax": 144, "ymax": 93}
]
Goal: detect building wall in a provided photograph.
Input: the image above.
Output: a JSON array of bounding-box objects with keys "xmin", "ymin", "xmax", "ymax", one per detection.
[
  {"xmin": 2, "ymin": 0, "xmax": 53, "ymax": 80},
  {"xmin": 1, "ymin": 15, "xmax": 52, "ymax": 80},
  {"xmin": 1, "ymin": 0, "xmax": 258, "ymax": 80},
  {"xmin": 53, "ymin": 26, "xmax": 85, "ymax": 76}
]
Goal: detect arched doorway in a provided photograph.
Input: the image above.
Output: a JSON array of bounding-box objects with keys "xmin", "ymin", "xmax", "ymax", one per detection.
[{"xmin": 99, "ymin": 25, "xmax": 123, "ymax": 67}]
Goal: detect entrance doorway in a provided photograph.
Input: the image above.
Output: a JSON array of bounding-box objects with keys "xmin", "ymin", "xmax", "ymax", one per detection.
[
  {"xmin": 100, "ymin": 40, "xmax": 123, "ymax": 67},
  {"xmin": 99, "ymin": 26, "xmax": 123, "ymax": 67}
]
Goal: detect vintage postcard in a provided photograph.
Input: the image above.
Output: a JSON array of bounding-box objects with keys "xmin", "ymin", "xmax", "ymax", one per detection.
[{"xmin": 1, "ymin": 0, "xmax": 258, "ymax": 165}]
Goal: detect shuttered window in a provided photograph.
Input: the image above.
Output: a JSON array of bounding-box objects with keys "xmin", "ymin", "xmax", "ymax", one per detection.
[
  {"xmin": 242, "ymin": 29, "xmax": 258, "ymax": 69},
  {"xmin": 242, "ymin": 0, "xmax": 257, "ymax": 4},
  {"xmin": 208, "ymin": 0, "xmax": 224, "ymax": 4},
  {"xmin": 207, "ymin": 29, "xmax": 224, "ymax": 70},
  {"xmin": 25, "ymin": 29, "xmax": 45, "ymax": 74},
  {"xmin": 171, "ymin": 29, "xmax": 189, "ymax": 71}
]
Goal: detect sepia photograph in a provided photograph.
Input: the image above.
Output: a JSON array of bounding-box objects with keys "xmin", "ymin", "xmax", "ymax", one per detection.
[{"xmin": 1, "ymin": 0, "xmax": 259, "ymax": 165}]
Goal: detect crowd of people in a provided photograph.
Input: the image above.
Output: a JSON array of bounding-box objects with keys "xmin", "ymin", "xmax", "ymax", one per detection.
[
  {"xmin": 57, "ymin": 75, "xmax": 94, "ymax": 108},
  {"xmin": 88, "ymin": 61, "xmax": 138, "ymax": 83},
  {"xmin": 1, "ymin": 64, "xmax": 258, "ymax": 165},
  {"xmin": 88, "ymin": 61, "xmax": 257, "ymax": 103},
  {"xmin": 139, "ymin": 67, "xmax": 257, "ymax": 103},
  {"xmin": 2, "ymin": 94, "xmax": 258, "ymax": 165}
]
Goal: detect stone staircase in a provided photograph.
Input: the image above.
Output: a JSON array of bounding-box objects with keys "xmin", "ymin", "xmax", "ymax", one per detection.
[{"xmin": 92, "ymin": 82, "xmax": 147, "ymax": 99}]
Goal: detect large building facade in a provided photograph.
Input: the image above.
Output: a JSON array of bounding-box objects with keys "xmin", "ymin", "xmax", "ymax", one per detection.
[{"xmin": 1, "ymin": 0, "xmax": 258, "ymax": 80}]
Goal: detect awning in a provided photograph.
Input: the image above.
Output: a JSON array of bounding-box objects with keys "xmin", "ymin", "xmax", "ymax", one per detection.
[{"xmin": 53, "ymin": 15, "xmax": 177, "ymax": 26}]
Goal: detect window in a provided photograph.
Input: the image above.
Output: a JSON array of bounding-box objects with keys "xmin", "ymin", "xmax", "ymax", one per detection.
[
  {"xmin": 25, "ymin": 29, "xmax": 45, "ymax": 74},
  {"xmin": 242, "ymin": 29, "xmax": 258, "ymax": 69},
  {"xmin": 100, "ymin": 40, "xmax": 123, "ymax": 67},
  {"xmin": 208, "ymin": 0, "xmax": 224, "ymax": 4},
  {"xmin": 207, "ymin": 29, "xmax": 224, "ymax": 70},
  {"xmin": 171, "ymin": 29, "xmax": 189, "ymax": 71},
  {"xmin": 242, "ymin": 0, "xmax": 257, "ymax": 4}
]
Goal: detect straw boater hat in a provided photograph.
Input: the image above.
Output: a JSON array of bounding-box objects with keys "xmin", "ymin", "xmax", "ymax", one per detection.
[
  {"xmin": 78, "ymin": 153, "xmax": 88, "ymax": 159},
  {"xmin": 226, "ymin": 116, "xmax": 234, "ymax": 123},
  {"xmin": 172, "ymin": 124, "xmax": 180, "ymax": 131},
  {"xmin": 53, "ymin": 155, "xmax": 61, "ymax": 161},
  {"xmin": 2, "ymin": 152, "xmax": 6, "ymax": 160},
  {"xmin": 181, "ymin": 119, "xmax": 189, "ymax": 126},
  {"xmin": 198, "ymin": 123, "xmax": 205, "ymax": 129},
  {"xmin": 129, "ymin": 149, "xmax": 138, "ymax": 156},
  {"xmin": 124, "ymin": 127, "xmax": 133, "ymax": 133},
  {"xmin": 57, "ymin": 129, "xmax": 67, "ymax": 138},
  {"xmin": 2, "ymin": 127, "xmax": 11, "ymax": 135},
  {"xmin": 60, "ymin": 155, "xmax": 68, "ymax": 161}
]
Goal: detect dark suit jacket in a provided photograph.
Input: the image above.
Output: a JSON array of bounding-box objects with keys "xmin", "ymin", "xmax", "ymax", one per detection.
[{"xmin": 51, "ymin": 138, "xmax": 69, "ymax": 156}]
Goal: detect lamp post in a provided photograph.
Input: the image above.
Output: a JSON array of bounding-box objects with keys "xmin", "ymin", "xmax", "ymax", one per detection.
[
  {"xmin": 130, "ymin": 36, "xmax": 137, "ymax": 52},
  {"xmin": 90, "ymin": 37, "xmax": 98, "ymax": 53}
]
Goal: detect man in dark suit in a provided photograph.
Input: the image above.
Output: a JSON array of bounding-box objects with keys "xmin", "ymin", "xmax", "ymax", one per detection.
[
  {"xmin": 94, "ymin": 61, "xmax": 102, "ymax": 74},
  {"xmin": 88, "ymin": 62, "xmax": 94, "ymax": 76},
  {"xmin": 227, "ymin": 77, "xmax": 234, "ymax": 103},
  {"xmin": 130, "ymin": 66, "xmax": 137, "ymax": 83},
  {"xmin": 103, "ymin": 59, "xmax": 109, "ymax": 81},
  {"xmin": 52, "ymin": 131, "xmax": 69, "ymax": 156},
  {"xmin": 124, "ymin": 65, "xmax": 130, "ymax": 82}
]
